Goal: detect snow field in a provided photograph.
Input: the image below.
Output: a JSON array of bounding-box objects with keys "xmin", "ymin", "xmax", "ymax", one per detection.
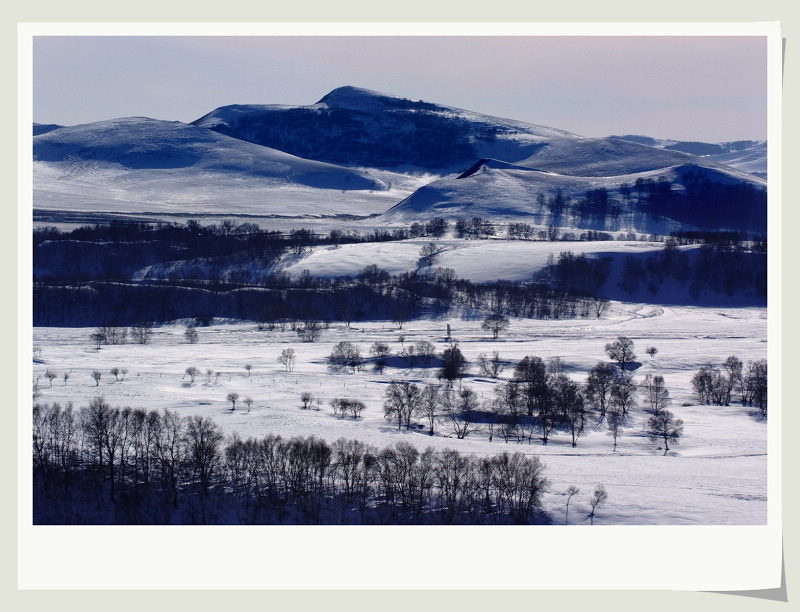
[{"xmin": 31, "ymin": 301, "xmax": 767, "ymax": 525}]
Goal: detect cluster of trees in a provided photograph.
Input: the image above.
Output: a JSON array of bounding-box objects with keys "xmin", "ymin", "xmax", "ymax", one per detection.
[
  {"xmin": 507, "ymin": 223, "xmax": 617, "ymax": 243},
  {"xmin": 618, "ymin": 236, "xmax": 767, "ymax": 300},
  {"xmin": 356, "ymin": 338, "xmax": 761, "ymax": 452},
  {"xmin": 360, "ymin": 338, "xmax": 654, "ymax": 451},
  {"xmin": 539, "ymin": 251, "xmax": 612, "ymax": 296},
  {"xmin": 619, "ymin": 174, "xmax": 767, "ymax": 233},
  {"xmin": 327, "ymin": 340, "xmax": 440, "ymax": 377},
  {"xmin": 33, "ymin": 400, "xmax": 549, "ymax": 525},
  {"xmin": 692, "ymin": 356, "xmax": 767, "ymax": 415},
  {"xmin": 454, "ymin": 217, "xmax": 497, "ymax": 239}
]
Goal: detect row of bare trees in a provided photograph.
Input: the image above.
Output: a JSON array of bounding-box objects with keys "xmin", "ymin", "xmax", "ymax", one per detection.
[{"xmin": 33, "ymin": 400, "xmax": 549, "ymax": 525}]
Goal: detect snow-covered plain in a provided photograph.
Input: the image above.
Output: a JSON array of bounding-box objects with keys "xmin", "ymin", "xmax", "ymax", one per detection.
[
  {"xmin": 32, "ymin": 301, "xmax": 767, "ymax": 525},
  {"xmin": 28, "ymin": 87, "xmax": 771, "ymax": 529}
]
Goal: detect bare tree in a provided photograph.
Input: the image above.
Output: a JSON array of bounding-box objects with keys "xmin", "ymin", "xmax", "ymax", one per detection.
[
  {"xmin": 646, "ymin": 346, "xmax": 658, "ymax": 358},
  {"xmin": 741, "ymin": 359, "xmax": 768, "ymax": 415},
  {"xmin": 243, "ymin": 396, "xmax": 254, "ymax": 412},
  {"xmin": 296, "ymin": 320, "xmax": 323, "ymax": 342},
  {"xmin": 392, "ymin": 305, "xmax": 412, "ymax": 330},
  {"xmin": 512, "ymin": 355, "xmax": 549, "ymax": 417},
  {"xmin": 589, "ymin": 483, "xmax": 608, "ymax": 525},
  {"xmin": 605, "ymin": 336, "xmax": 636, "ymax": 371},
  {"xmin": 548, "ymin": 357, "xmax": 565, "ymax": 376},
  {"xmin": 647, "ymin": 410, "xmax": 684, "ymax": 454},
  {"xmin": 443, "ymin": 386, "xmax": 479, "ymax": 439},
  {"xmin": 81, "ymin": 397, "xmax": 123, "ymax": 501},
  {"xmin": 185, "ymin": 366, "xmax": 200, "ymax": 384},
  {"xmin": 370, "ymin": 342, "xmax": 391, "ymax": 374},
  {"xmin": 607, "ymin": 407, "xmax": 624, "ymax": 451},
  {"xmin": 419, "ymin": 242, "xmax": 439, "ymax": 267},
  {"xmin": 483, "ymin": 396, "xmax": 504, "ymax": 442},
  {"xmin": 720, "ymin": 355, "xmax": 743, "ymax": 406},
  {"xmin": 184, "ymin": 325, "xmax": 199, "ymax": 344},
  {"xmin": 278, "ymin": 348, "xmax": 296, "ymax": 372},
  {"xmin": 400, "ymin": 344, "xmax": 418, "ymax": 372},
  {"xmin": 328, "ymin": 341, "xmax": 363, "ymax": 373},
  {"xmin": 438, "ymin": 343, "xmax": 469, "ymax": 387},
  {"xmin": 63, "ymin": 371, "xmax": 70, "ymax": 386},
  {"xmin": 155, "ymin": 408, "xmax": 185, "ymax": 509},
  {"xmin": 610, "ymin": 371, "xmax": 637, "ymax": 416},
  {"xmin": 45, "ymin": 369, "xmax": 57, "ymax": 387},
  {"xmin": 478, "ymin": 351, "xmax": 505, "ymax": 379},
  {"xmin": 383, "ymin": 380, "xmax": 421, "ymax": 430},
  {"xmin": 226, "ymin": 392, "xmax": 240, "ymax": 411},
  {"xmin": 348, "ymin": 399, "xmax": 366, "ymax": 419},
  {"xmin": 585, "ymin": 361, "xmax": 616, "ymax": 419},
  {"xmin": 92, "ymin": 370, "xmax": 102, "ymax": 386},
  {"xmin": 300, "ymin": 392, "xmax": 314, "ymax": 410},
  {"xmin": 420, "ymin": 384, "xmax": 440, "ymax": 436},
  {"xmin": 642, "ymin": 374, "xmax": 671, "ymax": 415},
  {"xmin": 551, "ymin": 374, "xmax": 585, "ymax": 447},
  {"xmin": 183, "ymin": 415, "xmax": 224, "ymax": 498},
  {"xmin": 244, "ymin": 364, "xmax": 252, "ymax": 377},
  {"xmin": 131, "ymin": 323, "xmax": 154, "ymax": 345},
  {"xmin": 481, "ymin": 313, "xmax": 510, "ymax": 340},
  {"xmin": 110, "ymin": 367, "xmax": 121, "ymax": 382},
  {"xmin": 414, "ymin": 341, "xmax": 436, "ymax": 370},
  {"xmin": 564, "ymin": 485, "xmax": 580, "ymax": 525},
  {"xmin": 90, "ymin": 331, "xmax": 105, "ymax": 350},
  {"xmin": 693, "ymin": 364, "xmax": 718, "ymax": 405}
]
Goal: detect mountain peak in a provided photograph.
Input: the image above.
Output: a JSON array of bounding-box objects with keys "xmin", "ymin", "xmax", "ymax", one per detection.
[{"xmin": 316, "ymin": 86, "xmax": 421, "ymax": 111}]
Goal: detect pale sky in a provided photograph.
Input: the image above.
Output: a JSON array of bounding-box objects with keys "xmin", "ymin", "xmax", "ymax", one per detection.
[{"xmin": 32, "ymin": 34, "xmax": 768, "ymax": 143}]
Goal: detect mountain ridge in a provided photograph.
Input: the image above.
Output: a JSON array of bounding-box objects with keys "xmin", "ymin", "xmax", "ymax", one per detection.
[{"xmin": 32, "ymin": 86, "xmax": 767, "ymax": 233}]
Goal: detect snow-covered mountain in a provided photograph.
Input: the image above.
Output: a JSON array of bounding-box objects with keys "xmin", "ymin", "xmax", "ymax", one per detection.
[
  {"xmin": 193, "ymin": 85, "xmax": 591, "ymax": 174},
  {"xmin": 611, "ymin": 135, "xmax": 767, "ymax": 178},
  {"xmin": 32, "ymin": 117, "xmax": 413, "ymax": 218},
  {"xmin": 381, "ymin": 156, "xmax": 767, "ymax": 234},
  {"xmin": 32, "ymin": 86, "xmax": 767, "ymax": 232}
]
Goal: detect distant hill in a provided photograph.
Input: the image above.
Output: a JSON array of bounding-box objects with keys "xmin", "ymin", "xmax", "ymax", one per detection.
[
  {"xmin": 193, "ymin": 85, "xmax": 588, "ymax": 174},
  {"xmin": 32, "ymin": 87, "xmax": 767, "ymax": 233},
  {"xmin": 33, "ymin": 123, "xmax": 63, "ymax": 136},
  {"xmin": 611, "ymin": 135, "xmax": 767, "ymax": 178},
  {"xmin": 382, "ymin": 159, "xmax": 766, "ymax": 235},
  {"xmin": 32, "ymin": 116, "xmax": 399, "ymax": 217}
]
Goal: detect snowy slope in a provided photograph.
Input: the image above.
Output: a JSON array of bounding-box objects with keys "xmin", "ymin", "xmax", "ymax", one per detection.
[
  {"xmin": 33, "ymin": 117, "xmax": 419, "ymax": 217},
  {"xmin": 33, "ymin": 123, "xmax": 63, "ymax": 136},
  {"xmin": 701, "ymin": 141, "xmax": 768, "ymax": 178},
  {"xmin": 612, "ymin": 135, "xmax": 768, "ymax": 178},
  {"xmin": 381, "ymin": 158, "xmax": 766, "ymax": 234}
]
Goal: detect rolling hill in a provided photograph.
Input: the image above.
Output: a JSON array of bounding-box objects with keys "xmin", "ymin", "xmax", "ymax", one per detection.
[
  {"xmin": 33, "ymin": 86, "xmax": 768, "ymax": 234},
  {"xmin": 32, "ymin": 116, "xmax": 409, "ymax": 219}
]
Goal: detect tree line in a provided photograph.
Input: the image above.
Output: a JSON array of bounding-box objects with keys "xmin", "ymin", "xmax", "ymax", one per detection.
[
  {"xmin": 33, "ymin": 400, "xmax": 549, "ymax": 525},
  {"xmin": 34, "ymin": 253, "xmax": 612, "ymax": 327}
]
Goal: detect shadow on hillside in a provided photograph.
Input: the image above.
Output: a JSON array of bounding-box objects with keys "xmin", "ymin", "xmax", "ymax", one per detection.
[{"xmin": 590, "ymin": 248, "xmax": 767, "ymax": 308}]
